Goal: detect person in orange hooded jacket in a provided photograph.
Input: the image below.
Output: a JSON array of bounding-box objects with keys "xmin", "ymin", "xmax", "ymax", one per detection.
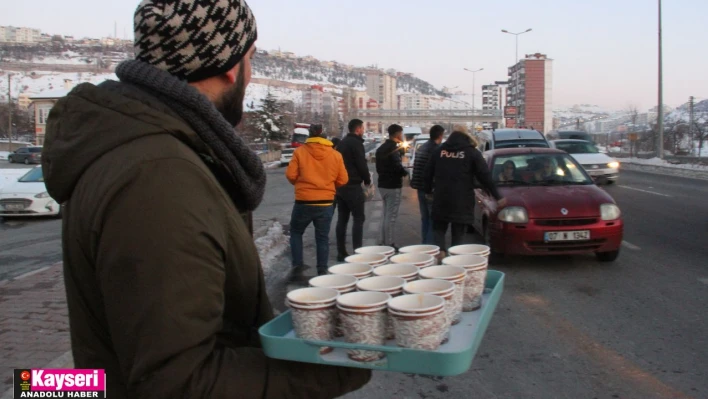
[{"xmin": 286, "ymin": 124, "xmax": 349, "ymax": 275}]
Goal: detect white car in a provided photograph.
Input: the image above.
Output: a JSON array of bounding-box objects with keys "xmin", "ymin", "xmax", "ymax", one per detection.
[
  {"xmin": 280, "ymin": 147, "xmax": 295, "ymax": 166},
  {"xmin": 550, "ymin": 139, "xmax": 620, "ymax": 184},
  {"xmin": 0, "ymin": 166, "xmax": 62, "ymax": 217}
]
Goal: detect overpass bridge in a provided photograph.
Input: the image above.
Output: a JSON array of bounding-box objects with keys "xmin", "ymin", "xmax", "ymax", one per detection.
[{"xmin": 349, "ymin": 109, "xmax": 503, "ymax": 125}]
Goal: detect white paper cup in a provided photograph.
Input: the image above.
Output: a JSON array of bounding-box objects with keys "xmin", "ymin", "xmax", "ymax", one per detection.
[
  {"xmin": 389, "ymin": 306, "xmax": 447, "ymax": 351},
  {"xmin": 448, "ymin": 244, "xmax": 491, "ymax": 257},
  {"xmin": 419, "ymin": 266, "xmax": 466, "ymax": 325},
  {"xmin": 373, "ymin": 263, "xmax": 419, "ymax": 281},
  {"xmin": 402, "ymin": 279, "xmax": 455, "ymax": 343},
  {"xmin": 398, "ymin": 245, "xmax": 441, "ymax": 256},
  {"xmin": 345, "ymin": 253, "xmax": 389, "ymax": 267},
  {"xmin": 287, "ymin": 287, "xmax": 339, "ymax": 354},
  {"xmin": 328, "ymin": 263, "xmax": 374, "ymax": 278},
  {"xmin": 337, "ymin": 291, "xmax": 392, "ymax": 310},
  {"xmin": 309, "ymin": 274, "xmax": 358, "ymax": 291},
  {"xmin": 389, "ymin": 253, "xmax": 436, "ymax": 268},
  {"xmin": 287, "ymin": 287, "xmax": 340, "ymax": 306},
  {"xmin": 442, "ymin": 255, "xmax": 488, "ymax": 312},
  {"xmin": 356, "ymin": 276, "xmax": 406, "ymax": 294},
  {"xmin": 388, "ymin": 293, "xmax": 445, "ymax": 314},
  {"xmin": 355, "ymin": 246, "xmax": 396, "ymax": 258},
  {"xmin": 337, "ymin": 291, "xmax": 391, "ymax": 361}
]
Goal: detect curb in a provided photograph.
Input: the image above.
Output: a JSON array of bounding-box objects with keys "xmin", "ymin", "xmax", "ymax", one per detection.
[
  {"xmin": 1, "ymin": 351, "xmax": 74, "ymax": 399},
  {"xmin": 621, "ymin": 162, "xmax": 708, "ymax": 181}
]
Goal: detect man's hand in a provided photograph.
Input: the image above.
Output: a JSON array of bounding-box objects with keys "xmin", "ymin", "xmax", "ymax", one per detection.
[
  {"xmin": 497, "ymin": 198, "xmax": 507, "ymax": 208},
  {"xmin": 425, "ymin": 193, "xmax": 434, "ymax": 203}
]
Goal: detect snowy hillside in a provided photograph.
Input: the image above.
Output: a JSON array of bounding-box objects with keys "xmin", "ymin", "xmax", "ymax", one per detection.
[{"xmin": 665, "ymin": 99, "xmax": 708, "ymax": 124}]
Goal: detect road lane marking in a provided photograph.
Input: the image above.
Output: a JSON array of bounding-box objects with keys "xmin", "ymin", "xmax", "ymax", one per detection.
[
  {"xmin": 516, "ymin": 293, "xmax": 692, "ymax": 399},
  {"xmin": 617, "ymin": 185, "xmax": 672, "ymax": 197},
  {"xmin": 621, "ymin": 241, "xmax": 641, "ymax": 250},
  {"xmin": 12, "ymin": 266, "xmax": 50, "ymax": 281}
]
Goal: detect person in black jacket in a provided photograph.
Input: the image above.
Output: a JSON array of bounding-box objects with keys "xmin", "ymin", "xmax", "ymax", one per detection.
[
  {"xmin": 424, "ymin": 126, "xmax": 506, "ymax": 254},
  {"xmin": 335, "ymin": 119, "xmax": 372, "ymax": 261},
  {"xmin": 410, "ymin": 124, "xmax": 444, "ymax": 244},
  {"xmin": 375, "ymin": 124, "xmax": 409, "ymax": 248}
]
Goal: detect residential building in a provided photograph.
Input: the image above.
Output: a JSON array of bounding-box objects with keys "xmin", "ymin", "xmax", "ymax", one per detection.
[
  {"xmin": 0, "ymin": 26, "xmax": 41, "ymax": 43},
  {"xmin": 482, "ymin": 84, "xmax": 500, "ymax": 110},
  {"xmin": 17, "ymin": 93, "xmax": 33, "ymax": 110},
  {"xmin": 507, "ymin": 53, "xmax": 553, "ymax": 133},
  {"xmin": 366, "ymin": 71, "xmax": 397, "ymax": 110},
  {"xmin": 398, "ymin": 93, "xmax": 431, "ymax": 110},
  {"xmin": 302, "ymin": 85, "xmax": 325, "ymax": 116},
  {"xmin": 30, "ymin": 89, "xmax": 69, "ymax": 145}
]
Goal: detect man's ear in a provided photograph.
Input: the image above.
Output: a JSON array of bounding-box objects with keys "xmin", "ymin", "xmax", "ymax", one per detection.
[{"xmin": 224, "ymin": 64, "xmax": 239, "ymax": 84}]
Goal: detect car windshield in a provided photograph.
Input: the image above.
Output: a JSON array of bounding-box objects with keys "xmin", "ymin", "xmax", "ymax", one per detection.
[
  {"xmin": 492, "ymin": 153, "xmax": 592, "ymax": 186},
  {"xmin": 282, "ymin": 149, "xmax": 294, "ymax": 154},
  {"xmin": 29, "ymin": 147, "xmax": 43, "ymax": 153},
  {"xmin": 292, "ymin": 134, "xmax": 307, "ymax": 144},
  {"xmin": 555, "ymin": 141, "xmax": 600, "ymax": 154},
  {"xmin": 19, "ymin": 167, "xmax": 44, "ymax": 182}
]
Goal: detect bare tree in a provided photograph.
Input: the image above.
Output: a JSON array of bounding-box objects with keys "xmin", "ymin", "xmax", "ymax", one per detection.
[{"xmin": 626, "ymin": 104, "xmax": 639, "ymax": 156}]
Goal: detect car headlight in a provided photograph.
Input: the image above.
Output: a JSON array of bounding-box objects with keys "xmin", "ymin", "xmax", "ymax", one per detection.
[
  {"xmin": 607, "ymin": 161, "xmax": 620, "ymax": 169},
  {"xmin": 498, "ymin": 207, "xmax": 528, "ymax": 223},
  {"xmin": 600, "ymin": 203, "xmax": 621, "ymax": 220},
  {"xmin": 35, "ymin": 192, "xmax": 50, "ymax": 198}
]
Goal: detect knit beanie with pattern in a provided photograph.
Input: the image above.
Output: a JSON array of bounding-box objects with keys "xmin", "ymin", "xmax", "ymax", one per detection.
[{"xmin": 133, "ymin": 0, "xmax": 257, "ymax": 82}]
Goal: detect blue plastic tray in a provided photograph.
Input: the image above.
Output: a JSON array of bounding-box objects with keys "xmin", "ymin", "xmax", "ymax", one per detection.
[{"xmin": 258, "ymin": 270, "xmax": 505, "ymax": 376}]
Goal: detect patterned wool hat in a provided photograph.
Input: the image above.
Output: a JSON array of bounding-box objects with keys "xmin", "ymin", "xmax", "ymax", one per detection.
[{"xmin": 133, "ymin": 0, "xmax": 257, "ymax": 82}]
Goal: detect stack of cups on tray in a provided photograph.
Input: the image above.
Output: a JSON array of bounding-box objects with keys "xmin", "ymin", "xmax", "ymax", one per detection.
[
  {"xmin": 287, "ymin": 244, "xmax": 490, "ymax": 362},
  {"xmin": 285, "ymin": 287, "xmax": 340, "ymax": 354},
  {"xmin": 442, "ymin": 244, "xmax": 490, "ymax": 311}
]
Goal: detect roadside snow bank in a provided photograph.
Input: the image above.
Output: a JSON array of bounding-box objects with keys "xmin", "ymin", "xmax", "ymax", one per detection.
[
  {"xmin": 254, "ymin": 221, "xmax": 289, "ymax": 275},
  {"xmin": 621, "ymin": 157, "xmax": 708, "ymax": 170},
  {"xmin": 620, "ymin": 158, "xmax": 708, "ymax": 180},
  {"xmin": 0, "ymin": 152, "xmax": 10, "ymax": 160}
]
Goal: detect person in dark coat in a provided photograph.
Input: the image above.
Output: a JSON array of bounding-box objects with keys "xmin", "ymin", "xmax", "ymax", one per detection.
[
  {"xmin": 335, "ymin": 119, "xmax": 372, "ymax": 260},
  {"xmin": 375, "ymin": 124, "xmax": 409, "ymax": 248},
  {"xmin": 423, "ymin": 126, "xmax": 506, "ymax": 254},
  {"xmin": 40, "ymin": 0, "xmax": 371, "ymax": 397},
  {"xmin": 410, "ymin": 124, "xmax": 444, "ymax": 244},
  {"xmin": 331, "ymin": 137, "xmax": 341, "ymax": 149}
]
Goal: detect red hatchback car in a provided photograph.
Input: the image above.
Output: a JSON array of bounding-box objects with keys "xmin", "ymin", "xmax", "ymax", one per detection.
[{"xmin": 473, "ymin": 148, "xmax": 623, "ymax": 261}]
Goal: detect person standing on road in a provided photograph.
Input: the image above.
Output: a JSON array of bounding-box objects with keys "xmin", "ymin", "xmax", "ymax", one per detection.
[
  {"xmin": 335, "ymin": 119, "xmax": 372, "ymax": 261},
  {"xmin": 40, "ymin": 0, "xmax": 370, "ymax": 397},
  {"xmin": 424, "ymin": 125, "xmax": 505, "ymax": 256},
  {"xmin": 410, "ymin": 124, "xmax": 444, "ymax": 244},
  {"xmin": 286, "ymin": 124, "xmax": 348, "ymax": 276},
  {"xmin": 375, "ymin": 124, "xmax": 409, "ymax": 249}
]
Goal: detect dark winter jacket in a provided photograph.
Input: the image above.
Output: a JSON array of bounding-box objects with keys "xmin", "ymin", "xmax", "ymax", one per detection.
[
  {"xmin": 410, "ymin": 139, "xmax": 438, "ymax": 190},
  {"xmin": 375, "ymin": 139, "xmax": 409, "ymax": 189},
  {"xmin": 423, "ymin": 132, "xmax": 501, "ymax": 224},
  {"xmin": 41, "ymin": 82, "xmax": 370, "ymax": 399},
  {"xmin": 336, "ymin": 133, "xmax": 371, "ymax": 186}
]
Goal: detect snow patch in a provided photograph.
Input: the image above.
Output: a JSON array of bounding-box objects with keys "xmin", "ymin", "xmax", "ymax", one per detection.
[
  {"xmin": 621, "ymin": 157, "xmax": 708, "ymax": 170},
  {"xmin": 254, "ymin": 221, "xmax": 289, "ymax": 275},
  {"xmin": 0, "ymin": 152, "xmax": 10, "ymax": 160},
  {"xmin": 264, "ymin": 161, "xmax": 281, "ymax": 169}
]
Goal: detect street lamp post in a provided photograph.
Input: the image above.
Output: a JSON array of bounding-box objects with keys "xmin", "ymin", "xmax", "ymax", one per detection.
[
  {"xmin": 657, "ymin": 0, "xmax": 664, "ymax": 159},
  {"xmin": 501, "ymin": 28, "xmax": 532, "ymax": 127},
  {"xmin": 463, "ymin": 68, "xmax": 484, "ymax": 112},
  {"xmin": 443, "ymin": 86, "xmax": 459, "ymax": 133}
]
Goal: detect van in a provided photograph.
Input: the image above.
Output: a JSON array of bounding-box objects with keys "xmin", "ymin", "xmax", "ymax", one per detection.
[
  {"xmin": 479, "ymin": 129, "xmax": 550, "ymax": 152},
  {"xmin": 556, "ymin": 130, "xmax": 594, "ymax": 143}
]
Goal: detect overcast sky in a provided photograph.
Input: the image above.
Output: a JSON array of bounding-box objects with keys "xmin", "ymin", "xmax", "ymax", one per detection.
[{"xmin": 3, "ymin": 0, "xmax": 706, "ymax": 111}]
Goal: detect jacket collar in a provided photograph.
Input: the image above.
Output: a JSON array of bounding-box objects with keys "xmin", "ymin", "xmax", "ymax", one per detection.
[
  {"xmin": 346, "ymin": 133, "xmax": 364, "ymax": 142},
  {"xmin": 306, "ymin": 137, "xmax": 333, "ymax": 146}
]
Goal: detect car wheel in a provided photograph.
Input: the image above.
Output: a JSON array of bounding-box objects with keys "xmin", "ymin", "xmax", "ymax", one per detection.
[
  {"xmin": 596, "ymin": 249, "xmax": 619, "ymax": 262},
  {"xmin": 7, "ymin": 155, "xmax": 13, "ymax": 163},
  {"xmin": 606, "ymin": 180, "xmax": 616, "ymax": 185},
  {"xmin": 24, "ymin": 158, "xmax": 30, "ymax": 165}
]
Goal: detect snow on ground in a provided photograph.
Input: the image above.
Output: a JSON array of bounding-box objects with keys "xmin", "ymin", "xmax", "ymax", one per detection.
[
  {"xmin": 254, "ymin": 221, "xmax": 289, "ymax": 275},
  {"xmin": 264, "ymin": 161, "xmax": 281, "ymax": 169},
  {"xmin": 0, "ymin": 152, "xmax": 10, "ymax": 161},
  {"xmin": 245, "ymin": 83, "xmax": 302, "ymax": 109},
  {"xmin": 0, "ymin": 168, "xmax": 32, "ymax": 191},
  {"xmin": 621, "ymin": 157, "xmax": 708, "ymax": 170},
  {"xmin": 0, "ymin": 71, "xmax": 117, "ymax": 98}
]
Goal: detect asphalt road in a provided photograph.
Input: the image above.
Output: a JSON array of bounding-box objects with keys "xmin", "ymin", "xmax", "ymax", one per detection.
[{"xmin": 1, "ymin": 162, "xmax": 706, "ymax": 399}]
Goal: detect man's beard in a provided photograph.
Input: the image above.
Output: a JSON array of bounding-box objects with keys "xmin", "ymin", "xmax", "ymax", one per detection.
[{"xmin": 215, "ymin": 62, "xmax": 247, "ymax": 127}]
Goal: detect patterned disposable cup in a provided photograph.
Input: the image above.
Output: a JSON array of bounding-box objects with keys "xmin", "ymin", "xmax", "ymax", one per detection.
[
  {"xmin": 402, "ymin": 279, "xmax": 455, "ymax": 343},
  {"xmin": 328, "ymin": 263, "xmax": 374, "ymax": 279},
  {"xmin": 309, "ymin": 274, "xmax": 358, "ymax": 337},
  {"xmin": 336, "ymin": 291, "xmax": 392, "ymax": 362},
  {"xmin": 448, "ymin": 244, "xmax": 490, "ymax": 258},
  {"xmin": 345, "ymin": 253, "xmax": 389, "ymax": 267},
  {"xmin": 398, "ymin": 245, "xmax": 441, "ymax": 257},
  {"xmin": 388, "ymin": 294, "xmax": 447, "ymax": 350},
  {"xmin": 389, "ymin": 253, "xmax": 436, "ymax": 269},
  {"xmin": 286, "ymin": 287, "xmax": 339, "ymax": 354},
  {"xmin": 356, "ymin": 276, "xmax": 407, "ymax": 340},
  {"xmin": 442, "ymin": 255, "xmax": 488, "ymax": 311},
  {"xmin": 418, "ymin": 266, "xmax": 466, "ymax": 325},
  {"xmin": 355, "ymin": 246, "xmax": 396, "ymax": 259},
  {"xmin": 373, "ymin": 263, "xmax": 420, "ymax": 282}
]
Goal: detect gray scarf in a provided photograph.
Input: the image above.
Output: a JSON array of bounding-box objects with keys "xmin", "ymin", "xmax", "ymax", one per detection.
[{"xmin": 115, "ymin": 60, "xmax": 265, "ymax": 211}]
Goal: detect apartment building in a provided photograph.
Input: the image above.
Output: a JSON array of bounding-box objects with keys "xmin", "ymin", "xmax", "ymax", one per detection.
[
  {"xmin": 366, "ymin": 71, "xmax": 397, "ymax": 110},
  {"xmin": 507, "ymin": 53, "xmax": 553, "ymax": 132}
]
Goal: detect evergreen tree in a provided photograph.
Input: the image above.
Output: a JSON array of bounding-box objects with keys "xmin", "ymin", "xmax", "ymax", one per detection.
[{"xmin": 253, "ymin": 90, "xmax": 288, "ymax": 141}]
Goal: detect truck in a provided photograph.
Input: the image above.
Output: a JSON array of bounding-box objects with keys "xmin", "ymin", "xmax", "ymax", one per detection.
[{"xmin": 291, "ymin": 123, "xmax": 310, "ymax": 148}]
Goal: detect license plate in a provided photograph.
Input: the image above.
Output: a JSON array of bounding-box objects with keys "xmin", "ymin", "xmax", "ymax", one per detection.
[
  {"xmin": 544, "ymin": 230, "xmax": 590, "ymax": 242},
  {"xmin": 588, "ymin": 170, "xmax": 604, "ymax": 176},
  {"xmin": 4, "ymin": 204, "xmax": 25, "ymax": 211}
]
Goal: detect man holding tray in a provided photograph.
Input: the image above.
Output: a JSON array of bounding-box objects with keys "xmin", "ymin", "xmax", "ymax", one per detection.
[{"xmin": 41, "ymin": 0, "xmax": 370, "ymax": 397}]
